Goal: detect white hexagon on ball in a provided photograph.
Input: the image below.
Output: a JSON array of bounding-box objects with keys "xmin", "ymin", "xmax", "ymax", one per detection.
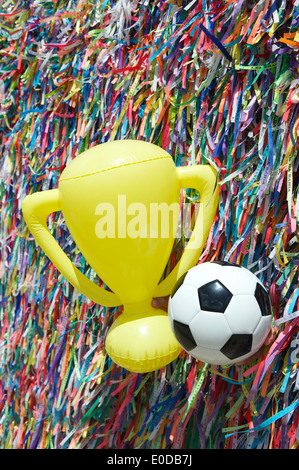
[
  {"xmin": 252, "ymin": 316, "xmax": 273, "ymax": 351},
  {"xmin": 184, "ymin": 262, "xmax": 222, "ymax": 289},
  {"xmin": 190, "ymin": 344, "xmax": 230, "ymax": 365},
  {"xmin": 218, "ymin": 265, "xmax": 258, "ymax": 296},
  {"xmin": 189, "ymin": 310, "xmax": 232, "ymax": 350},
  {"xmin": 169, "ymin": 284, "xmax": 200, "ymax": 325}
]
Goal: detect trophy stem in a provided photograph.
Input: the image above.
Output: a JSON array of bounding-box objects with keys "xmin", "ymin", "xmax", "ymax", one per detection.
[
  {"xmin": 105, "ymin": 298, "xmax": 182, "ymax": 373},
  {"xmin": 122, "ymin": 299, "xmax": 154, "ymax": 316}
]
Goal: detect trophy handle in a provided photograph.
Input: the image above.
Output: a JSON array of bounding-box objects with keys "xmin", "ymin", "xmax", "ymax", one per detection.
[
  {"xmin": 22, "ymin": 189, "xmax": 121, "ymax": 307},
  {"xmin": 154, "ymin": 164, "xmax": 219, "ymax": 298}
]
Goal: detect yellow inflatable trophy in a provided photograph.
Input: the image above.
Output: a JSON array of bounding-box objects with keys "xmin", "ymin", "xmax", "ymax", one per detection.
[{"xmin": 22, "ymin": 140, "xmax": 218, "ymax": 373}]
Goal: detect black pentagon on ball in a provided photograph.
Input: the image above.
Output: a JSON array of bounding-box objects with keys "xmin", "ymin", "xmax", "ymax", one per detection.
[
  {"xmin": 170, "ymin": 272, "xmax": 188, "ymax": 299},
  {"xmin": 255, "ymin": 283, "xmax": 272, "ymax": 316},
  {"xmin": 198, "ymin": 280, "xmax": 232, "ymax": 313},
  {"xmin": 220, "ymin": 334, "xmax": 253, "ymax": 360},
  {"xmin": 173, "ymin": 320, "xmax": 197, "ymax": 351}
]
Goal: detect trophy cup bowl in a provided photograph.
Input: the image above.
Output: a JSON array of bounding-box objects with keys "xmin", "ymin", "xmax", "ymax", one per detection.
[{"xmin": 22, "ymin": 140, "xmax": 219, "ymax": 373}]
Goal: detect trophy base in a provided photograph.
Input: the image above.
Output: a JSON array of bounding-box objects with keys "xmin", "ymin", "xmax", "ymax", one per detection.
[{"xmin": 105, "ymin": 305, "xmax": 182, "ymax": 373}]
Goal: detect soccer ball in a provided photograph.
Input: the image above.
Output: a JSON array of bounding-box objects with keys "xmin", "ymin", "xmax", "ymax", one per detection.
[{"xmin": 168, "ymin": 261, "xmax": 273, "ymax": 365}]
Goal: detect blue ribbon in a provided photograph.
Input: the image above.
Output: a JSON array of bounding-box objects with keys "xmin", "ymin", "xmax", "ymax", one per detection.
[
  {"xmin": 225, "ymin": 399, "xmax": 299, "ymax": 438},
  {"xmin": 199, "ymin": 23, "xmax": 233, "ymax": 63}
]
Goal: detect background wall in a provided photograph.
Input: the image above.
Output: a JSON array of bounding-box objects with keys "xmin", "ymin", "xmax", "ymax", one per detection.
[{"xmin": 1, "ymin": 0, "xmax": 299, "ymax": 449}]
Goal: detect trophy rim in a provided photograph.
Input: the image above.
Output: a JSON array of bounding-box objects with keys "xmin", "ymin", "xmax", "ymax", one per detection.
[
  {"xmin": 59, "ymin": 153, "xmax": 172, "ymax": 181},
  {"xmin": 59, "ymin": 139, "xmax": 173, "ymax": 181}
]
